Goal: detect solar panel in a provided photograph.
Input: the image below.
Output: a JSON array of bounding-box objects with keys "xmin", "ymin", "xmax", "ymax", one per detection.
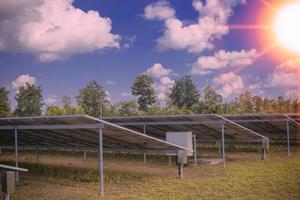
[
  {"xmin": 225, "ymin": 114, "xmax": 300, "ymax": 140},
  {"xmin": 0, "ymin": 115, "xmax": 187, "ymax": 153},
  {"xmin": 104, "ymin": 114, "xmax": 269, "ymax": 141}
]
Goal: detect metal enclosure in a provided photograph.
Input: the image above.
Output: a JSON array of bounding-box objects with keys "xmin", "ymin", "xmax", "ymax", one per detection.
[
  {"xmin": 1, "ymin": 171, "xmax": 16, "ymax": 194},
  {"xmin": 166, "ymin": 132, "xmax": 193, "ymax": 156}
]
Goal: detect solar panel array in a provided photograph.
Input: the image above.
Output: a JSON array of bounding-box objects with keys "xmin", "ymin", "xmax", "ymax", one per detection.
[
  {"xmin": 104, "ymin": 114, "xmax": 265, "ymax": 141},
  {"xmin": 0, "ymin": 114, "xmax": 298, "ymax": 153},
  {"xmin": 0, "ymin": 115, "xmax": 186, "ymax": 153}
]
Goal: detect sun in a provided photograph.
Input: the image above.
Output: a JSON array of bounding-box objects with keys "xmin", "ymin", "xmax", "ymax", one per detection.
[{"xmin": 274, "ymin": 2, "xmax": 300, "ymax": 54}]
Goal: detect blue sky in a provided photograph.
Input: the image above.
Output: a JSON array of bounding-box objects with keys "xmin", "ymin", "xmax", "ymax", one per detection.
[{"xmin": 0, "ymin": 0, "xmax": 299, "ymax": 108}]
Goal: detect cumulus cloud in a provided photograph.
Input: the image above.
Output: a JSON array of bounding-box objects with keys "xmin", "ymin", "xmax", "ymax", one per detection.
[
  {"xmin": 0, "ymin": 0, "xmax": 120, "ymax": 62},
  {"xmin": 266, "ymin": 59, "xmax": 300, "ymax": 88},
  {"xmin": 121, "ymin": 92, "xmax": 132, "ymax": 97},
  {"xmin": 155, "ymin": 76, "xmax": 175, "ymax": 101},
  {"xmin": 123, "ymin": 35, "xmax": 136, "ymax": 49},
  {"xmin": 260, "ymin": 58, "xmax": 300, "ymax": 98},
  {"xmin": 144, "ymin": 1, "xmax": 175, "ymax": 20},
  {"xmin": 191, "ymin": 49, "xmax": 257, "ymax": 75},
  {"xmin": 145, "ymin": 63, "xmax": 172, "ymax": 78},
  {"xmin": 145, "ymin": 0, "xmax": 245, "ymax": 53},
  {"xmin": 12, "ymin": 74, "xmax": 36, "ymax": 91},
  {"xmin": 44, "ymin": 95, "xmax": 58, "ymax": 107},
  {"xmin": 105, "ymin": 80, "xmax": 116, "ymax": 86},
  {"xmin": 212, "ymin": 72, "xmax": 245, "ymax": 98},
  {"xmin": 144, "ymin": 63, "xmax": 174, "ymax": 101}
]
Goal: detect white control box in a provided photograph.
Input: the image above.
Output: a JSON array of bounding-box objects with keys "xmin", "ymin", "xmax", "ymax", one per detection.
[{"xmin": 166, "ymin": 131, "xmax": 193, "ymax": 156}]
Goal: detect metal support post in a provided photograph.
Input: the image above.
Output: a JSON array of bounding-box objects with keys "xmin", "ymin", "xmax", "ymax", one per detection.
[
  {"xmin": 261, "ymin": 148, "xmax": 266, "ymax": 160},
  {"xmin": 218, "ymin": 140, "xmax": 221, "ymax": 154},
  {"xmin": 261, "ymin": 139, "xmax": 268, "ymax": 160},
  {"xmin": 98, "ymin": 128, "xmax": 104, "ymax": 196},
  {"xmin": 193, "ymin": 133, "xmax": 197, "ymax": 166},
  {"xmin": 83, "ymin": 150, "xmax": 87, "ymax": 161},
  {"xmin": 36, "ymin": 146, "xmax": 40, "ymax": 163},
  {"xmin": 14, "ymin": 128, "xmax": 19, "ymax": 183},
  {"xmin": 143, "ymin": 124, "xmax": 147, "ymax": 163},
  {"xmin": 221, "ymin": 122, "xmax": 225, "ymax": 169},
  {"xmin": 168, "ymin": 156, "xmax": 172, "ymax": 165},
  {"xmin": 287, "ymin": 121, "xmax": 291, "ymax": 156},
  {"xmin": 178, "ymin": 164, "xmax": 183, "ymax": 179},
  {"xmin": 4, "ymin": 193, "xmax": 10, "ymax": 200}
]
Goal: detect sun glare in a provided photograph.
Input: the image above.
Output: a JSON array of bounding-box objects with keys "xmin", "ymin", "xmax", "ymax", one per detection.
[{"xmin": 274, "ymin": 2, "xmax": 300, "ymax": 54}]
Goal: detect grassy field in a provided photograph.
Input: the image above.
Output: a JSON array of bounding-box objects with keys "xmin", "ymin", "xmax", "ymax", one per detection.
[{"xmin": 0, "ymin": 149, "xmax": 299, "ymax": 200}]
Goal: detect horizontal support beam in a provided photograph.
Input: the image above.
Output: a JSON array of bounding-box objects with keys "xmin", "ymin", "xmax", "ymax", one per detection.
[
  {"xmin": 113, "ymin": 118, "xmax": 289, "ymax": 126},
  {"xmin": 114, "ymin": 120, "xmax": 223, "ymax": 126},
  {"xmin": 0, "ymin": 123, "xmax": 104, "ymax": 130},
  {"xmin": 0, "ymin": 145, "xmax": 180, "ymax": 155}
]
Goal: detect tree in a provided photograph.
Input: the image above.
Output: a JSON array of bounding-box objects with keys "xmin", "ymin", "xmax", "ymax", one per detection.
[
  {"xmin": 117, "ymin": 100, "xmax": 139, "ymax": 117},
  {"xmin": 252, "ymin": 96, "xmax": 264, "ymax": 113},
  {"xmin": 76, "ymin": 81, "xmax": 109, "ymax": 117},
  {"xmin": 0, "ymin": 86, "xmax": 11, "ymax": 117},
  {"xmin": 62, "ymin": 96, "xmax": 72, "ymax": 108},
  {"xmin": 46, "ymin": 105, "xmax": 65, "ymax": 116},
  {"xmin": 198, "ymin": 85, "xmax": 223, "ymax": 114},
  {"xmin": 62, "ymin": 96, "xmax": 77, "ymax": 115},
  {"xmin": 131, "ymin": 74, "xmax": 156, "ymax": 113},
  {"xmin": 237, "ymin": 92, "xmax": 254, "ymax": 114},
  {"xmin": 14, "ymin": 83, "xmax": 43, "ymax": 116},
  {"xmin": 275, "ymin": 96, "xmax": 290, "ymax": 113},
  {"xmin": 168, "ymin": 75, "xmax": 199, "ymax": 109}
]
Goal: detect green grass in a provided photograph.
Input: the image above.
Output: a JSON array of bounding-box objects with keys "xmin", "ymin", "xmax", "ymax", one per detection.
[
  {"xmin": 118, "ymin": 155, "xmax": 300, "ymax": 200},
  {"xmin": 1, "ymin": 151, "xmax": 299, "ymax": 199},
  {"xmin": 1, "ymin": 161, "xmax": 136, "ymax": 184}
]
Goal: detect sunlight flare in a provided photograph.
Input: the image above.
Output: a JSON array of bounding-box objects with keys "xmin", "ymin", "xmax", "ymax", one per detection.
[{"xmin": 274, "ymin": 2, "xmax": 300, "ymax": 54}]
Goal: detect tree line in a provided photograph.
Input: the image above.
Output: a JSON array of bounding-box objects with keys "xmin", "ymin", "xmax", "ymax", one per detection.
[{"xmin": 0, "ymin": 75, "xmax": 299, "ymax": 118}]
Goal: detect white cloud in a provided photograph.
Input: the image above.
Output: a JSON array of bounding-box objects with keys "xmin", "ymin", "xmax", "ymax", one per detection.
[
  {"xmin": 212, "ymin": 72, "xmax": 245, "ymax": 98},
  {"xmin": 144, "ymin": 1, "xmax": 175, "ymax": 21},
  {"xmin": 121, "ymin": 92, "xmax": 132, "ymax": 97},
  {"xmin": 144, "ymin": 63, "xmax": 174, "ymax": 101},
  {"xmin": 191, "ymin": 49, "xmax": 257, "ymax": 75},
  {"xmin": 105, "ymin": 90, "xmax": 111, "ymax": 102},
  {"xmin": 105, "ymin": 80, "xmax": 116, "ymax": 86},
  {"xmin": 266, "ymin": 59, "xmax": 300, "ymax": 88},
  {"xmin": 284, "ymin": 90, "xmax": 300, "ymax": 99},
  {"xmin": 154, "ymin": 76, "xmax": 175, "ymax": 101},
  {"xmin": 145, "ymin": 0, "xmax": 245, "ymax": 53},
  {"xmin": 0, "ymin": 0, "xmax": 120, "ymax": 62},
  {"xmin": 145, "ymin": 63, "xmax": 172, "ymax": 78},
  {"xmin": 12, "ymin": 74, "xmax": 36, "ymax": 91},
  {"xmin": 123, "ymin": 35, "xmax": 136, "ymax": 49},
  {"xmin": 44, "ymin": 95, "xmax": 58, "ymax": 107},
  {"xmin": 262, "ymin": 58, "xmax": 300, "ymax": 98}
]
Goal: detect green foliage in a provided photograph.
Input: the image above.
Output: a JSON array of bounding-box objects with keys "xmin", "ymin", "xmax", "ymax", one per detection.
[
  {"xmin": 236, "ymin": 91, "xmax": 255, "ymax": 114},
  {"xmin": 117, "ymin": 100, "xmax": 139, "ymax": 116},
  {"xmin": 14, "ymin": 83, "xmax": 43, "ymax": 116},
  {"xmin": 168, "ymin": 75, "xmax": 199, "ymax": 109},
  {"xmin": 131, "ymin": 74, "xmax": 156, "ymax": 113},
  {"xmin": 76, "ymin": 81, "xmax": 108, "ymax": 117},
  {"xmin": 197, "ymin": 85, "xmax": 223, "ymax": 114},
  {"xmin": 46, "ymin": 105, "xmax": 65, "ymax": 116},
  {"xmin": 62, "ymin": 96, "xmax": 78, "ymax": 115},
  {"xmin": 147, "ymin": 104, "xmax": 193, "ymax": 115},
  {"xmin": 0, "ymin": 86, "xmax": 11, "ymax": 117}
]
